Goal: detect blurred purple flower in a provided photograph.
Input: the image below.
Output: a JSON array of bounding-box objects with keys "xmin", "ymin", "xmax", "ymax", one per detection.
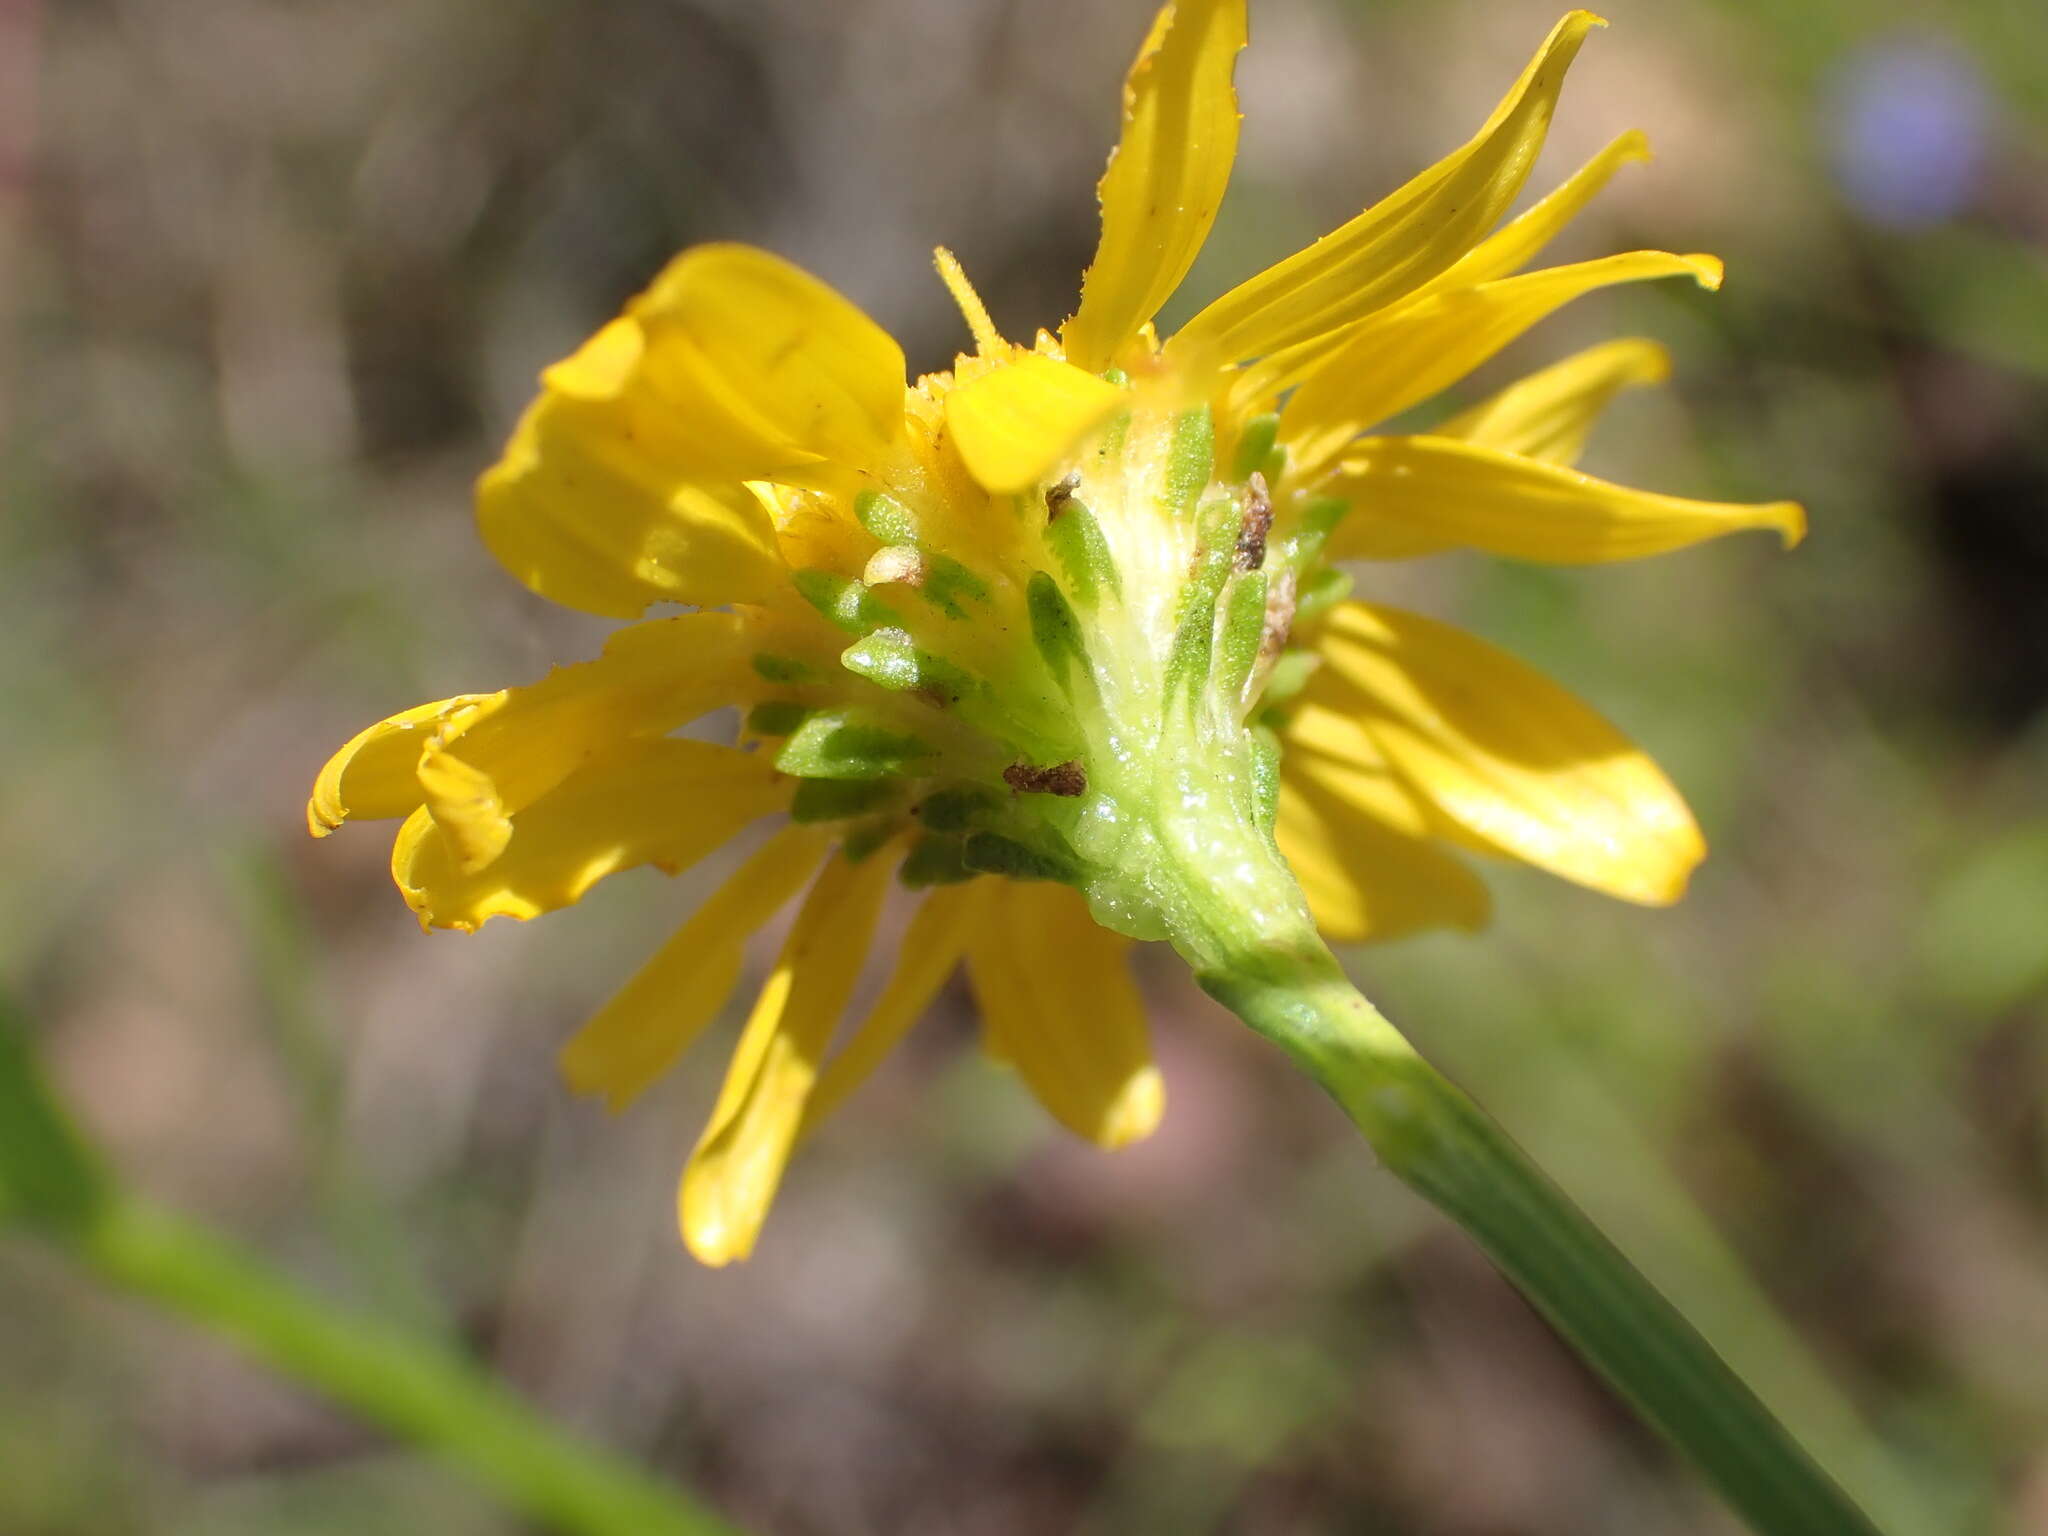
[{"xmin": 1827, "ymin": 39, "xmax": 1990, "ymax": 228}]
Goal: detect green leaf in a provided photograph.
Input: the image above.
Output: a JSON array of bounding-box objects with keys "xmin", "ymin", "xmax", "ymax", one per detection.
[
  {"xmin": 751, "ymin": 652, "xmax": 822, "ymax": 685},
  {"xmin": 853, "ymin": 487, "xmax": 920, "ymax": 545},
  {"xmin": 962, "ymin": 831, "xmax": 1079, "ymax": 884},
  {"xmin": 920, "ymin": 554, "xmax": 991, "ymax": 618},
  {"xmin": 914, "ymin": 785, "xmax": 1002, "ymax": 833},
  {"xmin": 792, "ymin": 569, "xmax": 905, "ymax": 635},
  {"xmin": 1293, "ymin": 565, "xmax": 1352, "ymax": 626},
  {"xmin": 744, "ymin": 701, "xmax": 812, "ymax": 737},
  {"xmin": 1027, "ymin": 572, "xmax": 1089, "ymax": 683},
  {"xmin": 1248, "ymin": 724, "xmax": 1282, "ymax": 829},
  {"xmin": 840, "ymin": 819, "xmax": 899, "ymax": 862},
  {"xmin": 790, "ymin": 778, "xmax": 903, "ymax": 824},
  {"xmin": 1259, "ymin": 648, "xmax": 1319, "ymax": 708},
  {"xmin": 901, "ymin": 834, "xmax": 974, "ymax": 888},
  {"xmin": 1162, "ymin": 497, "xmax": 1240, "ymax": 710},
  {"xmin": 1214, "ymin": 570, "xmax": 1269, "ymax": 706},
  {"xmin": 1045, "ymin": 496, "xmax": 1120, "ymax": 606},
  {"xmin": 1230, "ymin": 412, "xmax": 1280, "ymax": 483},
  {"xmin": 1162, "ymin": 405, "xmax": 1216, "ymax": 523},
  {"xmin": 1285, "ymin": 495, "xmax": 1348, "ymax": 568},
  {"xmin": 774, "ymin": 710, "xmax": 933, "ymax": 780},
  {"xmin": 840, "ymin": 628, "xmax": 980, "ymax": 705}
]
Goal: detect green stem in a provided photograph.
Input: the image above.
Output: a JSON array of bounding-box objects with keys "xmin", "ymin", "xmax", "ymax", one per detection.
[
  {"xmin": 1137, "ymin": 764, "xmax": 1890, "ymax": 1533},
  {"xmin": 73, "ymin": 1195, "xmax": 738, "ymax": 1536},
  {"xmin": 1199, "ymin": 948, "xmax": 1886, "ymax": 1536}
]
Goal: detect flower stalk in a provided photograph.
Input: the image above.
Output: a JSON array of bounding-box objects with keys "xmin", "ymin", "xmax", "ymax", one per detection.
[
  {"xmin": 1226, "ymin": 986, "xmax": 1886, "ymax": 1536},
  {"xmin": 1153, "ymin": 832, "xmax": 1886, "ymax": 1536},
  {"xmin": 987, "ymin": 443, "xmax": 1887, "ymax": 1530}
]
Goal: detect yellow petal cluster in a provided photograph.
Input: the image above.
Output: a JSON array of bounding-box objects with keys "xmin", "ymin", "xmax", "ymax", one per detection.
[{"xmin": 311, "ymin": 3, "xmax": 1801, "ymax": 1261}]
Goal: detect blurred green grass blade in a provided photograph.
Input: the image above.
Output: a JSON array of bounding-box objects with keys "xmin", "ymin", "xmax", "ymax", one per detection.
[
  {"xmin": 0, "ymin": 988, "xmax": 741, "ymax": 1536},
  {"xmin": 0, "ymin": 991, "xmax": 112, "ymax": 1232},
  {"xmin": 75, "ymin": 1195, "xmax": 743, "ymax": 1536}
]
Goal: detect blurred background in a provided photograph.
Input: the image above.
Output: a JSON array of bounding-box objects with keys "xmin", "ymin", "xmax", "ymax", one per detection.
[{"xmin": 5, "ymin": 0, "xmax": 2047, "ymax": 1531}]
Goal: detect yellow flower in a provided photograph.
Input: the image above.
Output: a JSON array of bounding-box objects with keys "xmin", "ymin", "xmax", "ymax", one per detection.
[{"xmin": 311, "ymin": 4, "xmax": 1800, "ymax": 1264}]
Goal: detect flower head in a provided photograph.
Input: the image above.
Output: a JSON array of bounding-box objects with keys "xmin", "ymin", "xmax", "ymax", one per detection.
[{"xmin": 312, "ymin": 4, "xmax": 1801, "ymax": 1263}]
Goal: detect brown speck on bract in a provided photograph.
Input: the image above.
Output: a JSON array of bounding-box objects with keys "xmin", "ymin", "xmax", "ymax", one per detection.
[
  {"xmin": 1234, "ymin": 471, "xmax": 1273, "ymax": 572},
  {"xmin": 1004, "ymin": 760, "xmax": 1087, "ymax": 796},
  {"xmin": 1045, "ymin": 471, "xmax": 1082, "ymax": 521}
]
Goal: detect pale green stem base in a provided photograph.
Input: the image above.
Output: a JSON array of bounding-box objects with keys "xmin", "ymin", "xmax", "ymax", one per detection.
[
  {"xmin": 74, "ymin": 1196, "xmax": 736, "ymax": 1536},
  {"xmin": 1197, "ymin": 944, "xmax": 1887, "ymax": 1536}
]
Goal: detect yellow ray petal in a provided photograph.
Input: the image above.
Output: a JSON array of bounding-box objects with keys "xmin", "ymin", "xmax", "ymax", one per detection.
[
  {"xmin": 477, "ymin": 383, "xmax": 784, "ymax": 619},
  {"xmin": 1280, "ymin": 701, "xmax": 1435, "ymax": 840},
  {"xmin": 1170, "ymin": 10, "xmax": 1603, "ymax": 367},
  {"xmin": 1280, "ymin": 250, "xmax": 1719, "ymax": 479},
  {"xmin": 307, "ymin": 695, "xmax": 493, "ymax": 837},
  {"xmin": 407, "ymin": 613, "xmax": 760, "ymax": 875},
  {"xmin": 560, "ymin": 823, "xmax": 833, "ymax": 1112},
  {"xmin": 415, "ymin": 732, "xmax": 514, "ymax": 874},
  {"xmin": 1429, "ymin": 129, "xmax": 1652, "ymax": 292},
  {"xmin": 945, "ymin": 353, "xmax": 1127, "ymax": 494},
  {"xmin": 630, "ymin": 243, "xmax": 907, "ymax": 476},
  {"xmin": 680, "ymin": 845, "xmax": 899, "ymax": 1265},
  {"xmin": 799, "ymin": 882, "xmax": 980, "ymax": 1137},
  {"xmin": 1063, "ymin": 0, "xmax": 1248, "ymax": 372},
  {"xmin": 1225, "ymin": 130, "xmax": 1652, "ymax": 415},
  {"xmin": 392, "ymin": 739, "xmax": 787, "ymax": 932},
  {"xmin": 1437, "ymin": 336, "xmax": 1671, "ymax": 465},
  {"xmin": 1279, "ymin": 692, "xmax": 1512, "ymax": 920},
  {"xmin": 1322, "ymin": 434, "xmax": 1806, "ymax": 565},
  {"xmin": 1275, "ymin": 772, "xmax": 1491, "ymax": 943},
  {"xmin": 966, "ymin": 881, "xmax": 1163, "ymax": 1147},
  {"xmin": 1309, "ymin": 601, "xmax": 1704, "ymax": 904}
]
